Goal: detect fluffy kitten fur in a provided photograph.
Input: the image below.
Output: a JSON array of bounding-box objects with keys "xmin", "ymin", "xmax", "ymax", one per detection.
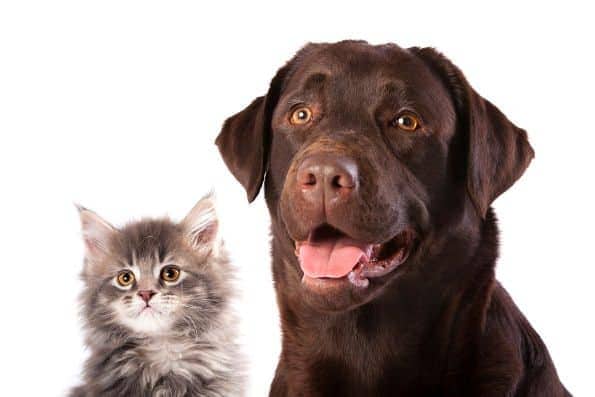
[{"xmin": 71, "ymin": 195, "xmax": 244, "ymax": 397}]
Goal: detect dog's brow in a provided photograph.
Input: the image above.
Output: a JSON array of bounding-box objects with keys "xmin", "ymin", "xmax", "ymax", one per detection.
[
  {"xmin": 303, "ymin": 73, "xmax": 327, "ymax": 88},
  {"xmin": 286, "ymin": 97, "xmax": 308, "ymax": 107},
  {"xmin": 289, "ymin": 72, "xmax": 328, "ymax": 94},
  {"xmin": 284, "ymin": 73, "xmax": 327, "ymax": 106},
  {"xmin": 381, "ymin": 81, "xmax": 406, "ymax": 96}
]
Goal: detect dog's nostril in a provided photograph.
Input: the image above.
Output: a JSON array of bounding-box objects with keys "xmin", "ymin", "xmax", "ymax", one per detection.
[
  {"xmin": 298, "ymin": 170, "xmax": 318, "ymax": 189},
  {"xmin": 331, "ymin": 175, "xmax": 342, "ymax": 189},
  {"xmin": 332, "ymin": 173, "xmax": 355, "ymax": 189}
]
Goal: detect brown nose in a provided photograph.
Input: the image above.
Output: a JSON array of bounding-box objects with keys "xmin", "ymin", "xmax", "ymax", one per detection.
[
  {"xmin": 138, "ymin": 290, "xmax": 156, "ymax": 304},
  {"xmin": 296, "ymin": 155, "xmax": 358, "ymax": 206}
]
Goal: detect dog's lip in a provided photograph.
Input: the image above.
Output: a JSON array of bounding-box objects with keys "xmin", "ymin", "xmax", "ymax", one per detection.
[{"xmin": 294, "ymin": 226, "xmax": 416, "ymax": 288}]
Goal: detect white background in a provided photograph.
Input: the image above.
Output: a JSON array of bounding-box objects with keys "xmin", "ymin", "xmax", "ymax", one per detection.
[{"xmin": 1, "ymin": 1, "xmax": 593, "ymax": 395}]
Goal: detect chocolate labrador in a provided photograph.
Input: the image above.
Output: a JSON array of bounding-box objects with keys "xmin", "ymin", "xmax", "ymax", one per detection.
[{"xmin": 216, "ymin": 41, "xmax": 570, "ymax": 396}]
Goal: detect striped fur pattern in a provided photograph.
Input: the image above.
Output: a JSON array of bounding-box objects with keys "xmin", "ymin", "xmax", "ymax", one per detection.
[{"xmin": 71, "ymin": 195, "xmax": 244, "ymax": 396}]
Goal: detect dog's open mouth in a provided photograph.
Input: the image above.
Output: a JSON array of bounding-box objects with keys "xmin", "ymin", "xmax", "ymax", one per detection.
[{"xmin": 295, "ymin": 224, "xmax": 416, "ymax": 288}]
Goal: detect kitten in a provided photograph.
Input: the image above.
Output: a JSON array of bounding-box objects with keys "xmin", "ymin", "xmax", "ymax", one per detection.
[{"xmin": 70, "ymin": 194, "xmax": 244, "ymax": 397}]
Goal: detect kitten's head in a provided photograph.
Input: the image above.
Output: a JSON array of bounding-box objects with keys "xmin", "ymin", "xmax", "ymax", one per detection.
[{"xmin": 77, "ymin": 194, "xmax": 229, "ymax": 338}]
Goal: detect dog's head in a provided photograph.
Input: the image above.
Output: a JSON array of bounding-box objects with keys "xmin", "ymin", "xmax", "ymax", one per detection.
[{"xmin": 217, "ymin": 41, "xmax": 533, "ymax": 311}]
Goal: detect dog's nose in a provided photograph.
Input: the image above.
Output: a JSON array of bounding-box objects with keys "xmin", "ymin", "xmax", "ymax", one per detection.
[
  {"xmin": 296, "ymin": 155, "xmax": 358, "ymax": 204},
  {"xmin": 138, "ymin": 290, "xmax": 156, "ymax": 304}
]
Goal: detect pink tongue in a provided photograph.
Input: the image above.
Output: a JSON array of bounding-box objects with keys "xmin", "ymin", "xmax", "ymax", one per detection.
[{"xmin": 299, "ymin": 238, "xmax": 370, "ymax": 278}]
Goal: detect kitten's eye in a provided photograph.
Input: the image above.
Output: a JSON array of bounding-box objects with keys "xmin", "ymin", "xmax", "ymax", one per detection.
[
  {"xmin": 392, "ymin": 113, "xmax": 420, "ymax": 132},
  {"xmin": 289, "ymin": 106, "xmax": 313, "ymax": 125},
  {"xmin": 161, "ymin": 266, "xmax": 181, "ymax": 282},
  {"xmin": 116, "ymin": 270, "xmax": 135, "ymax": 287}
]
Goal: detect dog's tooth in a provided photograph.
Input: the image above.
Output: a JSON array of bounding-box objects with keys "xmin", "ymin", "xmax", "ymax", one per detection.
[
  {"xmin": 362, "ymin": 262, "xmax": 393, "ymax": 278},
  {"xmin": 294, "ymin": 241, "xmax": 302, "ymax": 257},
  {"xmin": 348, "ymin": 271, "xmax": 369, "ymax": 288}
]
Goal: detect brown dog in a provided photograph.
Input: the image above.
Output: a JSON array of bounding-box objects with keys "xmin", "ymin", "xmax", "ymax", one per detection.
[{"xmin": 216, "ymin": 41, "xmax": 570, "ymax": 396}]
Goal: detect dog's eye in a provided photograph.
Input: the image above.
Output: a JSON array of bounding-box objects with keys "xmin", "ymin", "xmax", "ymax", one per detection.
[
  {"xmin": 392, "ymin": 113, "xmax": 420, "ymax": 132},
  {"xmin": 290, "ymin": 107, "xmax": 313, "ymax": 125},
  {"xmin": 160, "ymin": 266, "xmax": 181, "ymax": 282},
  {"xmin": 116, "ymin": 270, "xmax": 135, "ymax": 287}
]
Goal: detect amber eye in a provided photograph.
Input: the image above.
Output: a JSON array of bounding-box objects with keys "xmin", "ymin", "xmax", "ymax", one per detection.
[
  {"xmin": 393, "ymin": 113, "xmax": 420, "ymax": 132},
  {"xmin": 116, "ymin": 270, "xmax": 135, "ymax": 287},
  {"xmin": 289, "ymin": 106, "xmax": 313, "ymax": 125},
  {"xmin": 160, "ymin": 266, "xmax": 181, "ymax": 282}
]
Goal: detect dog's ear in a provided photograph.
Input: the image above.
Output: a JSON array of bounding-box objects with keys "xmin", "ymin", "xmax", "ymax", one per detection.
[
  {"xmin": 215, "ymin": 64, "xmax": 290, "ymax": 202},
  {"xmin": 411, "ymin": 47, "xmax": 535, "ymax": 218}
]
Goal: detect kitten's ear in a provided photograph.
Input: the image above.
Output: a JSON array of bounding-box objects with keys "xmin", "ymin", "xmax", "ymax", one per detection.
[
  {"xmin": 181, "ymin": 192, "xmax": 219, "ymax": 250},
  {"xmin": 76, "ymin": 204, "xmax": 117, "ymax": 260}
]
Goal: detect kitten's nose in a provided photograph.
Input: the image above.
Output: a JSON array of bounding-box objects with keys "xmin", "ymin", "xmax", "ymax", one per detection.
[{"xmin": 138, "ymin": 290, "xmax": 156, "ymax": 304}]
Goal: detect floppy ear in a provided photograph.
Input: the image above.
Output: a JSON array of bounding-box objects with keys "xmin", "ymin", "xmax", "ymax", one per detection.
[
  {"xmin": 215, "ymin": 64, "xmax": 290, "ymax": 202},
  {"xmin": 411, "ymin": 47, "xmax": 535, "ymax": 218}
]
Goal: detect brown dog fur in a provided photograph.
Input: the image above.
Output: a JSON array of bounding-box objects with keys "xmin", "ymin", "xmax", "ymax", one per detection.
[{"xmin": 217, "ymin": 41, "xmax": 570, "ymax": 396}]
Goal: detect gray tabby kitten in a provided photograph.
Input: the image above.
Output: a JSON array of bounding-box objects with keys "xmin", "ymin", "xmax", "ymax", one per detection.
[{"xmin": 71, "ymin": 195, "xmax": 244, "ymax": 397}]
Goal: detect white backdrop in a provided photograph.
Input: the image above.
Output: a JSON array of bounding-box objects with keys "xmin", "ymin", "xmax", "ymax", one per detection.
[{"xmin": 1, "ymin": 1, "xmax": 593, "ymax": 395}]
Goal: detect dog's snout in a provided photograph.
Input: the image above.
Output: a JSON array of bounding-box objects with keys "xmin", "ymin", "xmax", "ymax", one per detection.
[{"xmin": 296, "ymin": 155, "xmax": 358, "ymax": 204}]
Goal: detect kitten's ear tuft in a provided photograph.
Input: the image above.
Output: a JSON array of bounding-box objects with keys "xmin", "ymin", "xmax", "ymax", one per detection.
[
  {"xmin": 76, "ymin": 204, "xmax": 117, "ymax": 259},
  {"xmin": 181, "ymin": 192, "xmax": 219, "ymax": 249}
]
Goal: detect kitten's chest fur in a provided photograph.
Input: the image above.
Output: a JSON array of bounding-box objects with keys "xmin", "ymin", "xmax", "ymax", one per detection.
[
  {"xmin": 82, "ymin": 330, "xmax": 243, "ymax": 396},
  {"xmin": 125, "ymin": 334, "xmax": 233, "ymax": 386},
  {"xmin": 137, "ymin": 338, "xmax": 207, "ymax": 380}
]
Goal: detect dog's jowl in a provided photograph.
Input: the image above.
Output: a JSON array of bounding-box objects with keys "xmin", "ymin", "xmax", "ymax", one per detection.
[{"xmin": 217, "ymin": 41, "xmax": 570, "ymax": 396}]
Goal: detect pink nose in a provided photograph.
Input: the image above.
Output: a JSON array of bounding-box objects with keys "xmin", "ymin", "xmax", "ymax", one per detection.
[{"xmin": 138, "ymin": 290, "xmax": 156, "ymax": 304}]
